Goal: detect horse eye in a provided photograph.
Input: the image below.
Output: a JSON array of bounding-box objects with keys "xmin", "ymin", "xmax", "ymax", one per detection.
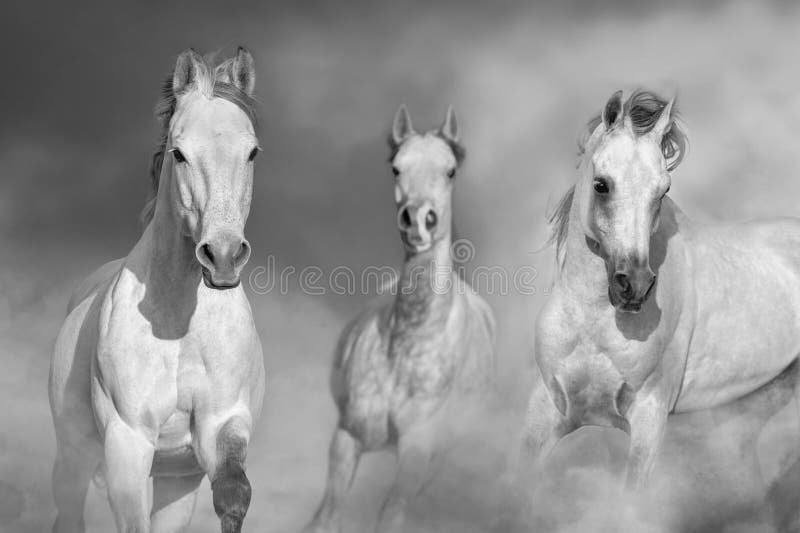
[
  {"xmin": 391, "ymin": 166, "xmax": 400, "ymax": 176},
  {"xmin": 447, "ymin": 168, "xmax": 456, "ymax": 179},
  {"xmin": 171, "ymin": 149, "xmax": 186, "ymax": 164},
  {"xmin": 593, "ymin": 177, "xmax": 610, "ymax": 195},
  {"xmin": 248, "ymin": 147, "xmax": 260, "ymax": 162}
]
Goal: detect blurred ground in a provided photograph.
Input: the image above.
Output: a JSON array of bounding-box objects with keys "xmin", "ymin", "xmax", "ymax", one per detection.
[{"xmin": 2, "ymin": 0, "xmax": 800, "ymax": 531}]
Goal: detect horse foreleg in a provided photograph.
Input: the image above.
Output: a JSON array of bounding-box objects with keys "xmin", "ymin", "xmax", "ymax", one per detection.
[
  {"xmin": 150, "ymin": 474, "xmax": 203, "ymax": 533},
  {"xmin": 489, "ymin": 379, "xmax": 575, "ymax": 529},
  {"xmin": 196, "ymin": 415, "xmax": 253, "ymax": 533},
  {"xmin": 104, "ymin": 418, "xmax": 155, "ymax": 533},
  {"xmin": 52, "ymin": 437, "xmax": 100, "ymax": 533},
  {"xmin": 624, "ymin": 391, "xmax": 668, "ymax": 490},
  {"xmin": 375, "ymin": 422, "xmax": 436, "ymax": 533},
  {"xmin": 767, "ymin": 359, "xmax": 800, "ymax": 530},
  {"xmin": 305, "ymin": 425, "xmax": 363, "ymax": 533},
  {"xmin": 519, "ymin": 378, "xmax": 574, "ymax": 483}
]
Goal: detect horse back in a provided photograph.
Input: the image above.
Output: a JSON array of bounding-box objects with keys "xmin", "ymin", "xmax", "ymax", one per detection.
[{"xmin": 676, "ymin": 216, "xmax": 800, "ymax": 411}]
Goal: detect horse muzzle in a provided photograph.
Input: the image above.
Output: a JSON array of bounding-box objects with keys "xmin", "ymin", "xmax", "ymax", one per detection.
[
  {"xmin": 201, "ymin": 268, "xmax": 241, "ymax": 290},
  {"xmin": 608, "ymin": 264, "xmax": 656, "ymax": 313},
  {"xmin": 399, "ymin": 230, "xmax": 432, "ymax": 253},
  {"xmin": 196, "ymin": 232, "xmax": 250, "ymax": 290}
]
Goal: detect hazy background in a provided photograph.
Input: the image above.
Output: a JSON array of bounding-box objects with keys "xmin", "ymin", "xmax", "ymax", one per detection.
[{"xmin": 2, "ymin": 0, "xmax": 800, "ymax": 531}]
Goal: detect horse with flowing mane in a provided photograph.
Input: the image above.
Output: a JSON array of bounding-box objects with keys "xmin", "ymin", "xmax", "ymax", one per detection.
[
  {"xmin": 305, "ymin": 105, "xmax": 495, "ymax": 533},
  {"xmin": 48, "ymin": 48, "xmax": 265, "ymax": 533},
  {"xmin": 523, "ymin": 89, "xmax": 800, "ymax": 494}
]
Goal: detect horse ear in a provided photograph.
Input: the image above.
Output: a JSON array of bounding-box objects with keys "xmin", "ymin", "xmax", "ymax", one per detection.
[
  {"xmin": 651, "ymin": 94, "xmax": 677, "ymax": 139},
  {"xmin": 392, "ymin": 104, "xmax": 415, "ymax": 145},
  {"xmin": 439, "ymin": 105, "xmax": 459, "ymax": 142},
  {"xmin": 230, "ymin": 47, "xmax": 256, "ymax": 96},
  {"xmin": 602, "ymin": 90, "xmax": 624, "ymax": 130},
  {"xmin": 173, "ymin": 49, "xmax": 205, "ymax": 95}
]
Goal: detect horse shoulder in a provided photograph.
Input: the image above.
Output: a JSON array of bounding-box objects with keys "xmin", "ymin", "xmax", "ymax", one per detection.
[
  {"xmin": 533, "ymin": 287, "xmax": 577, "ymax": 372},
  {"xmin": 53, "ymin": 260, "xmax": 124, "ymax": 394},
  {"xmin": 195, "ymin": 288, "xmax": 265, "ymax": 411},
  {"xmin": 93, "ymin": 263, "xmax": 180, "ymax": 429},
  {"xmin": 452, "ymin": 287, "xmax": 496, "ymax": 392},
  {"xmin": 195, "ymin": 288, "xmax": 263, "ymax": 361},
  {"xmin": 461, "ymin": 285, "xmax": 496, "ymax": 344},
  {"xmin": 50, "ymin": 261, "xmax": 125, "ymax": 441},
  {"xmin": 454, "ymin": 286, "xmax": 495, "ymax": 366},
  {"xmin": 50, "ymin": 285, "xmax": 103, "ymax": 421},
  {"xmin": 330, "ymin": 297, "xmax": 391, "ymax": 403}
]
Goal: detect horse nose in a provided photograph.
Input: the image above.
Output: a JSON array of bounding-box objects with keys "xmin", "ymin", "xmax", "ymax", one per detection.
[{"xmin": 195, "ymin": 235, "xmax": 251, "ymax": 288}]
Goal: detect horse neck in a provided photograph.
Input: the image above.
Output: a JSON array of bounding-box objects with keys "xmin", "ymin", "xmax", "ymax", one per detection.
[
  {"xmin": 140, "ymin": 170, "xmax": 201, "ymax": 302},
  {"xmin": 391, "ymin": 233, "xmax": 454, "ymax": 331},
  {"xmin": 557, "ymin": 183, "xmax": 612, "ymax": 307}
]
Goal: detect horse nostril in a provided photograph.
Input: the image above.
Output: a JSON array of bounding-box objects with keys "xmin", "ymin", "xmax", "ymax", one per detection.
[
  {"xmin": 425, "ymin": 210, "xmax": 437, "ymax": 230},
  {"xmin": 399, "ymin": 207, "xmax": 412, "ymax": 228},
  {"xmin": 201, "ymin": 244, "xmax": 215, "ymax": 265},
  {"xmin": 234, "ymin": 240, "xmax": 250, "ymax": 267},
  {"xmin": 614, "ymin": 272, "xmax": 632, "ymax": 297}
]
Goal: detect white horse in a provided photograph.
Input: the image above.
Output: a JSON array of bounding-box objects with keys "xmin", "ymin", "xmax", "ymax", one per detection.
[
  {"xmin": 305, "ymin": 106, "xmax": 495, "ymax": 533},
  {"xmin": 48, "ymin": 48, "xmax": 265, "ymax": 533},
  {"xmin": 523, "ymin": 89, "xmax": 800, "ymax": 493}
]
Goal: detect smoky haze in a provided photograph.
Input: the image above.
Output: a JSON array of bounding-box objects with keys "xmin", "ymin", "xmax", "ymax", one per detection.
[{"xmin": 2, "ymin": 0, "xmax": 800, "ymax": 531}]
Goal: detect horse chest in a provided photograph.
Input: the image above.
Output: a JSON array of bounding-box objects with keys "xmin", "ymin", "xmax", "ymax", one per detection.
[
  {"xmin": 393, "ymin": 335, "xmax": 454, "ymax": 386},
  {"xmin": 96, "ymin": 296, "xmax": 249, "ymax": 429},
  {"xmin": 546, "ymin": 293, "xmax": 666, "ymax": 382},
  {"xmin": 152, "ymin": 411, "xmax": 200, "ymax": 476},
  {"xmin": 380, "ymin": 331, "xmax": 456, "ymax": 432},
  {"xmin": 537, "ymin": 295, "xmax": 670, "ymax": 431},
  {"xmin": 341, "ymin": 330, "xmax": 460, "ymax": 446},
  {"xmin": 541, "ymin": 327, "xmax": 649, "ymax": 430},
  {"xmin": 587, "ymin": 333, "xmax": 660, "ymax": 381}
]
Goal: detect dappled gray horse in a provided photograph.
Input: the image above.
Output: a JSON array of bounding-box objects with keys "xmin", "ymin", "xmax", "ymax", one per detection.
[
  {"xmin": 49, "ymin": 48, "xmax": 265, "ymax": 533},
  {"xmin": 305, "ymin": 105, "xmax": 495, "ymax": 533},
  {"xmin": 524, "ymin": 89, "xmax": 800, "ymax": 493}
]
